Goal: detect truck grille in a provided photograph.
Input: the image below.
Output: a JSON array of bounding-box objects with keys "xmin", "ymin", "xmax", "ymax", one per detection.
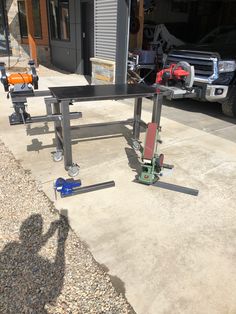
[{"xmin": 166, "ymin": 50, "xmax": 217, "ymax": 79}]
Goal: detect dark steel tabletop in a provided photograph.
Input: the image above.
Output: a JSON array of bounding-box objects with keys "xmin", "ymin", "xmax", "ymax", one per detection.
[{"xmin": 49, "ymin": 84, "xmax": 158, "ymax": 102}]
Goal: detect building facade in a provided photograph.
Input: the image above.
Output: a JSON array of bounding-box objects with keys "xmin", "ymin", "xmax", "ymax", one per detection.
[
  {"xmin": 1, "ymin": 0, "xmax": 50, "ymax": 66},
  {"xmin": 0, "ymin": 0, "xmax": 96, "ymax": 74},
  {"xmin": 0, "ymin": 0, "xmax": 129, "ymax": 85}
]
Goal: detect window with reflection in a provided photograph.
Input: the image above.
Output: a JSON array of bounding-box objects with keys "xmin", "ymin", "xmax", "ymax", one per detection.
[
  {"xmin": 18, "ymin": 0, "xmax": 42, "ymax": 38},
  {"xmin": 18, "ymin": 0, "xmax": 28, "ymax": 37},
  {"xmin": 32, "ymin": 0, "xmax": 42, "ymax": 38},
  {"xmin": 49, "ymin": 0, "xmax": 70, "ymax": 41}
]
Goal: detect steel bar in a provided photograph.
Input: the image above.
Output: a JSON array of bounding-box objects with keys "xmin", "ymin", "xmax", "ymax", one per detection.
[
  {"xmin": 45, "ymin": 103, "xmax": 52, "ymax": 116},
  {"xmin": 133, "ymin": 97, "xmax": 142, "ymax": 140},
  {"xmin": 8, "ymin": 112, "xmax": 82, "ymax": 125},
  {"xmin": 152, "ymin": 94, "xmax": 163, "ymax": 126},
  {"xmin": 163, "ymin": 163, "xmax": 174, "ymax": 170},
  {"xmin": 44, "ymin": 97, "xmax": 58, "ymax": 103},
  {"xmin": 34, "ymin": 91, "xmax": 52, "ymax": 97},
  {"xmin": 44, "ymin": 97, "xmax": 58, "ymax": 115},
  {"xmin": 70, "ymin": 119, "xmax": 134, "ymax": 130},
  {"xmin": 29, "ymin": 112, "xmax": 82, "ymax": 123},
  {"xmin": 153, "ymin": 181, "xmax": 199, "ymax": 196},
  {"xmin": 61, "ymin": 181, "xmax": 115, "ymax": 198},
  {"xmin": 61, "ymin": 100, "xmax": 73, "ymax": 170},
  {"xmin": 56, "ymin": 130, "xmax": 63, "ymax": 143},
  {"xmin": 11, "ymin": 90, "xmax": 52, "ymax": 102},
  {"xmin": 53, "ymin": 102, "xmax": 63, "ymax": 154}
]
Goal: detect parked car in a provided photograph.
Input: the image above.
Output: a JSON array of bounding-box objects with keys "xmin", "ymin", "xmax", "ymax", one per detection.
[{"xmin": 165, "ymin": 25, "xmax": 236, "ymax": 117}]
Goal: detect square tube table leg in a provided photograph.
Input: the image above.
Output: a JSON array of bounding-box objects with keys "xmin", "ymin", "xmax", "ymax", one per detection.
[
  {"xmin": 60, "ymin": 100, "xmax": 73, "ymax": 170},
  {"xmin": 53, "ymin": 102, "xmax": 63, "ymax": 153},
  {"xmin": 45, "ymin": 98, "xmax": 53, "ymax": 116},
  {"xmin": 133, "ymin": 97, "xmax": 142, "ymax": 140},
  {"xmin": 152, "ymin": 94, "xmax": 163, "ymax": 126}
]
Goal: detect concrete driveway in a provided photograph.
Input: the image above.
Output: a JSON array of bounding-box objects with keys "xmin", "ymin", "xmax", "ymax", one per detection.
[
  {"xmin": 162, "ymin": 98, "xmax": 236, "ymax": 143},
  {"xmin": 1, "ymin": 68, "xmax": 236, "ymax": 314}
]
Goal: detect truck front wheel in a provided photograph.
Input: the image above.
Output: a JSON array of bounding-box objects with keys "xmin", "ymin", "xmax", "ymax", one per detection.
[{"xmin": 221, "ymin": 87, "xmax": 236, "ymax": 117}]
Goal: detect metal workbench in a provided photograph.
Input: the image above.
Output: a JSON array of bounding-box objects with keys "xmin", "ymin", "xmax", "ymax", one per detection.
[{"xmin": 47, "ymin": 84, "xmax": 165, "ymax": 176}]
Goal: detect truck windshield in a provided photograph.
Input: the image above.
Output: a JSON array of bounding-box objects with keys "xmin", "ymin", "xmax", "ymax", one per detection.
[{"xmin": 199, "ymin": 26, "xmax": 236, "ymax": 44}]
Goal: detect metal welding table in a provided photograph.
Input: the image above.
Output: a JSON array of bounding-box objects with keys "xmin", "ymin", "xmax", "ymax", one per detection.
[{"xmin": 48, "ymin": 84, "xmax": 164, "ymax": 176}]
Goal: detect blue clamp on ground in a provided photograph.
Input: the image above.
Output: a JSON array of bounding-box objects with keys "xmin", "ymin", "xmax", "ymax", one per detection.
[{"xmin": 54, "ymin": 177, "xmax": 82, "ymax": 197}]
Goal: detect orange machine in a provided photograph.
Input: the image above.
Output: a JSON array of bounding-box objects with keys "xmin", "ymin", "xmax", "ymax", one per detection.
[
  {"xmin": 0, "ymin": 60, "xmax": 38, "ymax": 92},
  {"xmin": 0, "ymin": 60, "xmax": 38, "ymax": 124},
  {"xmin": 7, "ymin": 73, "xmax": 34, "ymax": 85}
]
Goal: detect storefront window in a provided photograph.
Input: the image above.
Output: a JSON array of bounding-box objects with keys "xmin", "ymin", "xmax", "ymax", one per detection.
[
  {"xmin": 18, "ymin": 0, "xmax": 42, "ymax": 38},
  {"xmin": 49, "ymin": 0, "xmax": 70, "ymax": 41}
]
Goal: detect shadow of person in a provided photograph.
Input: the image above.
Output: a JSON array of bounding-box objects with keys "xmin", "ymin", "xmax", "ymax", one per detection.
[{"xmin": 0, "ymin": 214, "xmax": 69, "ymax": 314}]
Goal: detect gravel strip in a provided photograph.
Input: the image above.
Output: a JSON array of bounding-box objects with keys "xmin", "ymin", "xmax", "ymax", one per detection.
[{"xmin": 0, "ymin": 141, "xmax": 135, "ymax": 314}]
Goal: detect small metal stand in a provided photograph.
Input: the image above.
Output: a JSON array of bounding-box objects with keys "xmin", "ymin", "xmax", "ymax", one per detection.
[{"xmin": 136, "ymin": 90, "xmax": 199, "ymax": 196}]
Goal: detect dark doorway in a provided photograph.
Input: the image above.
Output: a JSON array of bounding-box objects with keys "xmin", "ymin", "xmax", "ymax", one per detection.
[
  {"xmin": 0, "ymin": 0, "xmax": 10, "ymax": 56},
  {"xmin": 81, "ymin": 0, "xmax": 94, "ymax": 76},
  {"xmin": 143, "ymin": 0, "xmax": 236, "ymax": 46},
  {"xmin": 48, "ymin": 0, "xmax": 83, "ymax": 73}
]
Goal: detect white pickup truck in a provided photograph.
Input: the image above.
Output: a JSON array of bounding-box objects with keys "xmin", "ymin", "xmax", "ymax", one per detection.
[{"xmin": 166, "ymin": 25, "xmax": 236, "ymax": 117}]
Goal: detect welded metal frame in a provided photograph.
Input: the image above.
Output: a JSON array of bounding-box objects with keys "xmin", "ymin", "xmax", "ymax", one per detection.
[
  {"xmin": 8, "ymin": 84, "xmax": 165, "ymax": 176},
  {"xmin": 9, "ymin": 91, "xmax": 82, "ymax": 126},
  {"xmin": 52, "ymin": 92, "xmax": 164, "ymax": 174}
]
